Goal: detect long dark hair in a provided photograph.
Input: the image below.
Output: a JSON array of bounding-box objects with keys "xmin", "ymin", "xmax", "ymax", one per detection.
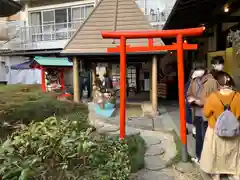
[{"xmin": 216, "ymin": 71, "xmax": 235, "ymax": 88}]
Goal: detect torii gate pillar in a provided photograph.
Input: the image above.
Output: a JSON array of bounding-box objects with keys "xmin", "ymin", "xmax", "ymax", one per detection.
[{"xmin": 102, "ymin": 27, "xmax": 205, "ymax": 162}]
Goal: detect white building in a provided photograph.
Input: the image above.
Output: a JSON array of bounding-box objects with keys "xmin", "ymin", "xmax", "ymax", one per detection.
[{"xmin": 0, "ymin": 0, "xmax": 176, "ymax": 84}]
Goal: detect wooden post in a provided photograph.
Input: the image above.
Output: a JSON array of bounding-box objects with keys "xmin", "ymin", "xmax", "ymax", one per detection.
[
  {"xmin": 152, "ymin": 55, "xmax": 158, "ymax": 116},
  {"xmin": 91, "ymin": 63, "xmax": 96, "ymax": 84},
  {"xmin": 91, "ymin": 63, "xmax": 96, "ymax": 99},
  {"xmin": 73, "ymin": 57, "xmax": 80, "ymax": 103}
]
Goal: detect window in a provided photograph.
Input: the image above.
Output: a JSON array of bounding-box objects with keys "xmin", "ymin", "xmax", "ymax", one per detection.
[
  {"xmin": 55, "ymin": 9, "xmax": 68, "ymax": 39},
  {"xmin": 30, "ymin": 12, "xmax": 42, "ymax": 41},
  {"xmin": 42, "ymin": 10, "xmax": 54, "ymax": 40},
  {"xmin": 72, "ymin": 5, "xmax": 94, "ymax": 21},
  {"xmin": 71, "ymin": 5, "xmax": 94, "ymax": 28},
  {"xmin": 55, "ymin": 9, "xmax": 67, "ymax": 24},
  {"xmin": 127, "ymin": 66, "xmax": 136, "ymax": 88},
  {"xmin": 72, "ymin": 7, "xmax": 81, "ymax": 21},
  {"xmin": 28, "ymin": 3, "xmax": 94, "ymax": 41},
  {"xmin": 86, "ymin": 5, "xmax": 94, "ymax": 16}
]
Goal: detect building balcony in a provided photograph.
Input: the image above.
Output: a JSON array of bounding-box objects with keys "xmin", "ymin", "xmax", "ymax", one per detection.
[
  {"xmin": 3, "ymin": 12, "xmax": 170, "ymax": 51},
  {"xmin": 4, "ymin": 21, "xmax": 82, "ymax": 51},
  {"xmin": 147, "ymin": 9, "xmax": 171, "ymax": 30}
]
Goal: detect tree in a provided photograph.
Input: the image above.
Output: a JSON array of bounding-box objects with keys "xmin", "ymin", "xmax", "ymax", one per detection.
[{"xmin": 227, "ymin": 30, "xmax": 240, "ymax": 54}]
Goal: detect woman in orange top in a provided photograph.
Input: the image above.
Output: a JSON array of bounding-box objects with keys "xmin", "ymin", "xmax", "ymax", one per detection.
[{"xmin": 200, "ymin": 71, "xmax": 240, "ymax": 180}]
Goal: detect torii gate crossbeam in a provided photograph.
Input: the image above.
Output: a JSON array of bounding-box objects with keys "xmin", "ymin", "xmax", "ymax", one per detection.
[{"xmin": 101, "ymin": 27, "xmax": 205, "ymax": 162}]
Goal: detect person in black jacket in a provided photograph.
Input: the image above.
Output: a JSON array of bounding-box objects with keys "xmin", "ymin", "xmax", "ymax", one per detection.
[
  {"xmin": 102, "ymin": 73, "xmax": 113, "ymax": 89},
  {"xmin": 95, "ymin": 74, "xmax": 102, "ymax": 88}
]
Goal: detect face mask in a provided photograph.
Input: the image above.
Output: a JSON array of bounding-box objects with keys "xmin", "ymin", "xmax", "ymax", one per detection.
[
  {"xmin": 192, "ymin": 70, "xmax": 205, "ymax": 79},
  {"xmin": 213, "ymin": 64, "xmax": 224, "ymax": 71}
]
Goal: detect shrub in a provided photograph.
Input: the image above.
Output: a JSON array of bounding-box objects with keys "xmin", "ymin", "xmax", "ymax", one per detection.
[
  {"xmin": 0, "ymin": 98, "xmax": 87, "ymax": 124},
  {"xmin": 110, "ymin": 134, "xmax": 146, "ymax": 173},
  {"xmin": 0, "ymin": 85, "xmax": 146, "ymax": 179},
  {"xmin": 0, "ymin": 116, "xmax": 131, "ymax": 180},
  {"xmin": 0, "ymin": 85, "xmax": 88, "ymax": 140}
]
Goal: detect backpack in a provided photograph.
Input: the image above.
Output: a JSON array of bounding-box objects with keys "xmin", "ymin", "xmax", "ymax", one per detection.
[{"xmin": 215, "ymin": 92, "xmax": 240, "ymax": 137}]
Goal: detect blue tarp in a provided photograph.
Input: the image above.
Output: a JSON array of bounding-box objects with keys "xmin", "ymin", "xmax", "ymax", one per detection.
[{"xmin": 10, "ymin": 60, "xmax": 33, "ymax": 70}]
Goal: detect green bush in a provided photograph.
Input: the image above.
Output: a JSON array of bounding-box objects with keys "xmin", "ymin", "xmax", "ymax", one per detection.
[
  {"xmin": 109, "ymin": 134, "xmax": 146, "ymax": 173},
  {"xmin": 0, "ymin": 98, "xmax": 87, "ymax": 124},
  {"xmin": 0, "ymin": 116, "xmax": 131, "ymax": 180},
  {"xmin": 0, "ymin": 85, "xmax": 88, "ymax": 140},
  {"xmin": 0, "ymin": 85, "xmax": 146, "ymax": 179}
]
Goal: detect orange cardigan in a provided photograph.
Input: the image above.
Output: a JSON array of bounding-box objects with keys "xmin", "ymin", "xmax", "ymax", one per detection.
[{"xmin": 203, "ymin": 91, "xmax": 240, "ymax": 128}]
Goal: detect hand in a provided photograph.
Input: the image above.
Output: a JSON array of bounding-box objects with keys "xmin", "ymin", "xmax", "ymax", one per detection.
[
  {"xmin": 195, "ymin": 99, "xmax": 202, "ymax": 106},
  {"xmin": 188, "ymin": 96, "xmax": 196, "ymax": 103}
]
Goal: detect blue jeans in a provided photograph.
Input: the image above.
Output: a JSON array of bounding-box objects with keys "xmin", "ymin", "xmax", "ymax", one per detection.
[{"xmin": 194, "ymin": 116, "xmax": 208, "ymax": 159}]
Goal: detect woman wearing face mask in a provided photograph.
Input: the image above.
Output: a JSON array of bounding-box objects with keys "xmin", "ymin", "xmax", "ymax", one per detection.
[
  {"xmin": 200, "ymin": 71, "xmax": 240, "ymax": 180},
  {"xmin": 187, "ymin": 65, "xmax": 208, "ymax": 164}
]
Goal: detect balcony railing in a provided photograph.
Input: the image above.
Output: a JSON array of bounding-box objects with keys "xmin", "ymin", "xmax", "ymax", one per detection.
[
  {"xmin": 147, "ymin": 8, "xmax": 171, "ymax": 29},
  {"xmin": 19, "ymin": 21, "xmax": 82, "ymax": 43},
  {"xmin": 4, "ymin": 13, "xmax": 169, "ymax": 51}
]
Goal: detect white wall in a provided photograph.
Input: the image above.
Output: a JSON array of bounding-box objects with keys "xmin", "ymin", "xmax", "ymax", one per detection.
[
  {"xmin": 4, "ymin": 56, "xmax": 27, "ymax": 83},
  {"xmin": 0, "ymin": 56, "xmax": 41, "ymax": 84}
]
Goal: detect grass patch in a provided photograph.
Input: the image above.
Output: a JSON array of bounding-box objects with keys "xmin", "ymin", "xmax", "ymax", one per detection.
[{"xmin": 114, "ymin": 104, "xmax": 143, "ymax": 118}]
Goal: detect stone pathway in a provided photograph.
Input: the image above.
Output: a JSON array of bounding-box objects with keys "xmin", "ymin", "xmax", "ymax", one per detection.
[{"xmin": 88, "ymin": 102, "xmax": 178, "ymax": 180}]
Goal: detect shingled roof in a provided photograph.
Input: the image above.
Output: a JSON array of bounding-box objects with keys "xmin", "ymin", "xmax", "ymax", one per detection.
[{"xmin": 62, "ymin": 0, "xmax": 164, "ymax": 54}]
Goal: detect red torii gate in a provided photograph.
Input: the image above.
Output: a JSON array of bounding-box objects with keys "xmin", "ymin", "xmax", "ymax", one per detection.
[{"xmin": 101, "ymin": 27, "xmax": 205, "ymax": 162}]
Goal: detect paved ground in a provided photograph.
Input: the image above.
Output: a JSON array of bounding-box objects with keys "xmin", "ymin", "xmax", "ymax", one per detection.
[
  {"xmin": 159, "ymin": 100, "xmax": 231, "ymax": 180},
  {"xmin": 159, "ymin": 100, "xmax": 196, "ymax": 158}
]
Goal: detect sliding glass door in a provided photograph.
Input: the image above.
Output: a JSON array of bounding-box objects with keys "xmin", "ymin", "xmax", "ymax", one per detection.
[
  {"xmin": 30, "ymin": 12, "xmax": 41, "ymax": 41},
  {"xmin": 71, "ymin": 5, "xmax": 94, "ymax": 29},
  {"xmin": 42, "ymin": 10, "xmax": 54, "ymax": 40},
  {"xmin": 29, "ymin": 3, "xmax": 94, "ymax": 41},
  {"xmin": 55, "ymin": 8, "xmax": 68, "ymax": 39}
]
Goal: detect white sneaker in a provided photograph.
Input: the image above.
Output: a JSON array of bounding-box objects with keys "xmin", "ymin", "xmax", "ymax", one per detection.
[
  {"xmin": 192, "ymin": 126, "xmax": 196, "ymax": 135},
  {"xmin": 191, "ymin": 157, "xmax": 200, "ymax": 165}
]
